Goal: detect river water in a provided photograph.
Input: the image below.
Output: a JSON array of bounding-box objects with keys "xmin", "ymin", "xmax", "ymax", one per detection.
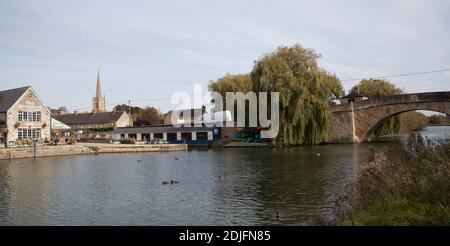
[{"xmin": 0, "ymin": 126, "xmax": 449, "ymax": 225}]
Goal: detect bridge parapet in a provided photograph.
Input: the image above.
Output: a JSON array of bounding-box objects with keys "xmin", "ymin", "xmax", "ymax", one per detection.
[{"xmin": 332, "ymin": 91, "xmax": 450, "ymax": 112}]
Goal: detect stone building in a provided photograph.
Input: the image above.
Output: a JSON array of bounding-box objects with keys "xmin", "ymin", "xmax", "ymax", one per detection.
[
  {"xmin": 0, "ymin": 86, "xmax": 51, "ymax": 146},
  {"xmin": 53, "ymin": 111, "xmax": 130, "ymax": 130}
]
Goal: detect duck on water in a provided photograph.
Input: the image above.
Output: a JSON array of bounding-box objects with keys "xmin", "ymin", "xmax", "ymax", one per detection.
[{"xmin": 162, "ymin": 180, "xmax": 179, "ymax": 185}]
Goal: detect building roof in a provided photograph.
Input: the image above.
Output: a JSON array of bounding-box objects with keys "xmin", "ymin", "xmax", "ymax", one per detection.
[
  {"xmin": 109, "ymin": 125, "xmax": 214, "ymax": 134},
  {"xmin": 341, "ymin": 91, "xmax": 365, "ymax": 99},
  {"xmin": 0, "ymin": 86, "xmax": 30, "ymax": 112},
  {"xmin": 53, "ymin": 111, "xmax": 127, "ymax": 125},
  {"xmin": 51, "ymin": 118, "xmax": 71, "ymax": 130},
  {"xmin": 164, "ymin": 107, "xmax": 206, "ymax": 123}
]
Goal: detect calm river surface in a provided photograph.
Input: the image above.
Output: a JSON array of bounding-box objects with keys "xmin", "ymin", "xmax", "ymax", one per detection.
[{"xmin": 0, "ymin": 126, "xmax": 449, "ymax": 225}]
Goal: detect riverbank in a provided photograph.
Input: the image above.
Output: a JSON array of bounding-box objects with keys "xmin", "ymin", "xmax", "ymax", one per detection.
[
  {"xmin": 320, "ymin": 134, "xmax": 450, "ymax": 226},
  {"xmin": 0, "ymin": 143, "xmax": 187, "ymax": 160}
]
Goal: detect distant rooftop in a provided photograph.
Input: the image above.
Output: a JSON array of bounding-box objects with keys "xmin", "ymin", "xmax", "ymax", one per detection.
[
  {"xmin": 341, "ymin": 91, "xmax": 365, "ymax": 99},
  {"xmin": 53, "ymin": 111, "xmax": 127, "ymax": 125}
]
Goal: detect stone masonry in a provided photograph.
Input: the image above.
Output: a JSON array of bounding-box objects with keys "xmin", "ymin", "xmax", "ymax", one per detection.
[{"xmin": 328, "ymin": 92, "xmax": 450, "ymax": 143}]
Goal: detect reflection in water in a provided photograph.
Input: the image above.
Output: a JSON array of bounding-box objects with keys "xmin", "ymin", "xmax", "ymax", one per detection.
[
  {"xmin": 0, "ymin": 163, "xmax": 12, "ymax": 224},
  {"xmin": 0, "ymin": 126, "xmax": 448, "ymax": 225}
]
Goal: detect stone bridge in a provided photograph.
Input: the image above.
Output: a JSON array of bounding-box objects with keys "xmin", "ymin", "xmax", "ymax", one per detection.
[{"xmin": 328, "ymin": 92, "xmax": 450, "ymax": 143}]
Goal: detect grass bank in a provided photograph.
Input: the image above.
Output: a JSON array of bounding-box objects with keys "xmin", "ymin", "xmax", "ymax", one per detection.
[{"xmin": 319, "ymin": 134, "xmax": 450, "ymax": 226}]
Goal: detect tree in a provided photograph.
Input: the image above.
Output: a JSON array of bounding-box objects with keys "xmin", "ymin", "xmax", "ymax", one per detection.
[
  {"xmin": 251, "ymin": 44, "xmax": 344, "ymax": 145},
  {"xmin": 399, "ymin": 111, "xmax": 428, "ymax": 133},
  {"xmin": 134, "ymin": 107, "xmax": 164, "ymax": 126},
  {"xmin": 351, "ymin": 79, "xmax": 403, "ymax": 97},
  {"xmin": 324, "ymin": 72, "xmax": 345, "ymax": 103},
  {"xmin": 113, "ymin": 104, "xmax": 163, "ymax": 125},
  {"xmin": 57, "ymin": 106, "xmax": 69, "ymax": 114},
  {"xmin": 428, "ymin": 114, "xmax": 450, "ymax": 125},
  {"xmin": 208, "ymin": 73, "xmax": 253, "ymax": 123},
  {"xmin": 114, "ymin": 104, "xmax": 143, "ymax": 124},
  {"xmin": 208, "ymin": 73, "xmax": 252, "ymax": 96},
  {"xmin": 351, "ymin": 79, "xmax": 404, "ymax": 137},
  {"xmin": 113, "ymin": 104, "xmax": 143, "ymax": 115}
]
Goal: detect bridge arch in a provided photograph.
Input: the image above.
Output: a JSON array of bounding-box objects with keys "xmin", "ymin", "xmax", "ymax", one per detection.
[{"xmin": 359, "ymin": 105, "xmax": 449, "ymax": 142}]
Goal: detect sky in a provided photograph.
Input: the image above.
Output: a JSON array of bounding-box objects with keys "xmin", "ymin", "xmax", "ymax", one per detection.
[{"xmin": 1, "ymin": 0, "xmax": 450, "ymax": 113}]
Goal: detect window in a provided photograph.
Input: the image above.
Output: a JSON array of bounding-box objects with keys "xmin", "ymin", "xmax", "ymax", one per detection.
[
  {"xmin": 34, "ymin": 112, "xmax": 41, "ymax": 121},
  {"xmin": 197, "ymin": 132, "xmax": 208, "ymax": 140},
  {"xmin": 32, "ymin": 129, "xmax": 41, "ymax": 138},
  {"xmin": 181, "ymin": 132, "xmax": 192, "ymax": 140},
  {"xmin": 17, "ymin": 129, "xmax": 41, "ymax": 139},
  {"xmin": 167, "ymin": 133, "xmax": 177, "ymax": 140},
  {"xmin": 18, "ymin": 111, "xmax": 41, "ymax": 122}
]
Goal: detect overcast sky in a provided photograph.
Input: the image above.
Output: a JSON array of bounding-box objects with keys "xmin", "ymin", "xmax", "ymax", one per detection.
[{"xmin": 1, "ymin": 0, "xmax": 449, "ymax": 112}]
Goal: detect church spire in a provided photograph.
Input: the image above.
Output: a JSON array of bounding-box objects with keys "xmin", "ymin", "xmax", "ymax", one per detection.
[
  {"xmin": 92, "ymin": 69, "xmax": 106, "ymax": 113},
  {"xmin": 96, "ymin": 69, "xmax": 102, "ymax": 98}
]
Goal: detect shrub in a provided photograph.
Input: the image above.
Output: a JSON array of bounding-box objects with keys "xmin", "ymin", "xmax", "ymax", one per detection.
[
  {"xmin": 428, "ymin": 114, "xmax": 450, "ymax": 125},
  {"xmin": 399, "ymin": 111, "xmax": 428, "ymax": 133},
  {"xmin": 78, "ymin": 137, "xmax": 111, "ymax": 143},
  {"xmin": 119, "ymin": 138, "xmax": 135, "ymax": 144},
  {"xmin": 329, "ymin": 134, "xmax": 450, "ymax": 225}
]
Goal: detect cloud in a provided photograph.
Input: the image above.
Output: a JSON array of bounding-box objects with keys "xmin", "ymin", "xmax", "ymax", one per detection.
[{"xmin": 0, "ymin": 0, "xmax": 449, "ymax": 112}]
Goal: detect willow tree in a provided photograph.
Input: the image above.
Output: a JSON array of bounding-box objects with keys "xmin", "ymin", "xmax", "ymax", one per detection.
[
  {"xmin": 208, "ymin": 73, "xmax": 252, "ymax": 123},
  {"xmin": 351, "ymin": 79, "xmax": 404, "ymax": 137},
  {"xmin": 251, "ymin": 44, "xmax": 344, "ymax": 145},
  {"xmin": 208, "ymin": 73, "xmax": 252, "ymax": 104}
]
